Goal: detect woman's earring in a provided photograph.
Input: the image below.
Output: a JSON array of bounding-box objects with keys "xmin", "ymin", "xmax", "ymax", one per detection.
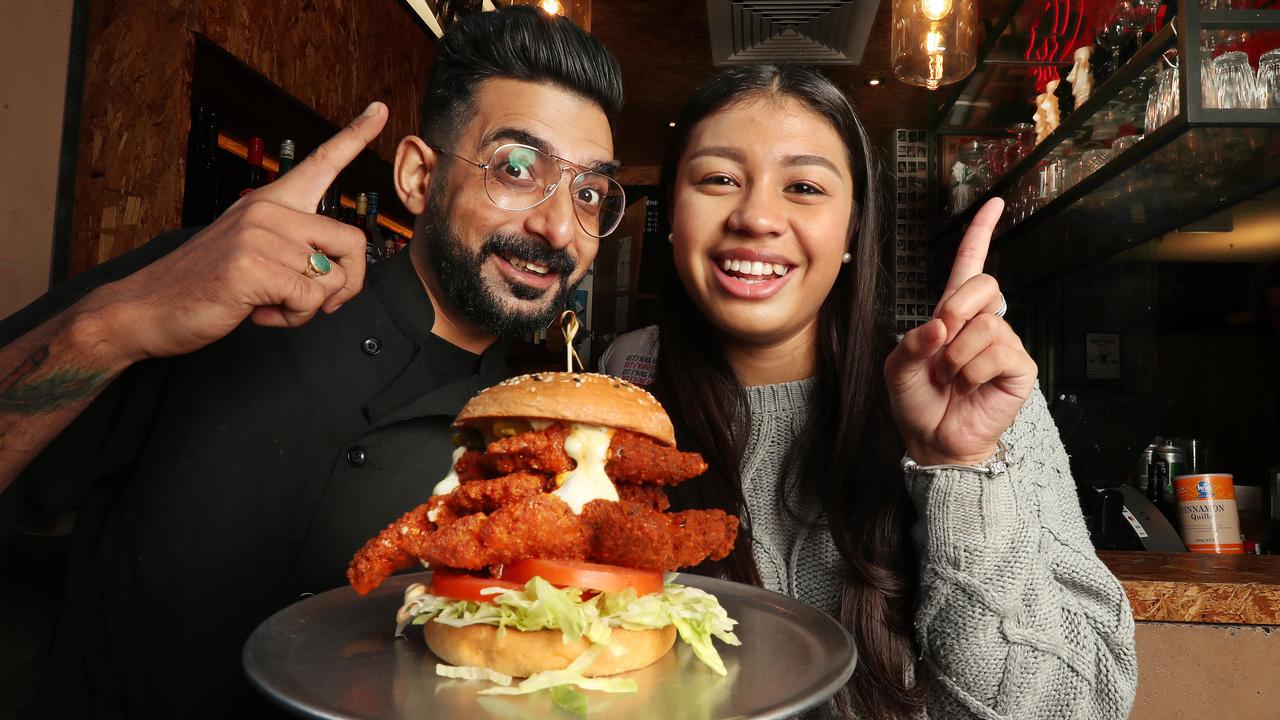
[
  {"xmin": 841, "ymin": 252, "xmax": 852, "ymax": 264},
  {"xmin": 668, "ymin": 233, "xmax": 674, "ymax": 244}
]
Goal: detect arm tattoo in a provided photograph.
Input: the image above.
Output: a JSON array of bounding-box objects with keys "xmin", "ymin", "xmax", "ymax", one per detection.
[{"xmin": 0, "ymin": 345, "xmax": 109, "ymax": 415}]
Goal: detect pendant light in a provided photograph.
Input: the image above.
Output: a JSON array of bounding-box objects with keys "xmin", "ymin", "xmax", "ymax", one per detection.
[{"xmin": 892, "ymin": 0, "xmax": 979, "ymax": 89}]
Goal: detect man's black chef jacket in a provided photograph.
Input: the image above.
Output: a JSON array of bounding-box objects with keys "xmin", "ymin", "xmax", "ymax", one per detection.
[{"xmin": 0, "ymin": 228, "xmax": 511, "ymax": 718}]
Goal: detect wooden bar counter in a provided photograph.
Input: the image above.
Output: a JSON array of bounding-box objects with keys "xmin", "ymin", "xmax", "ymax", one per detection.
[
  {"xmin": 1096, "ymin": 551, "xmax": 1280, "ymax": 719},
  {"xmin": 1100, "ymin": 551, "xmax": 1280, "ymax": 625}
]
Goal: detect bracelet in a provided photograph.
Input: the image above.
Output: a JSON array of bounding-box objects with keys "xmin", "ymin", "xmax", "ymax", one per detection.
[{"xmin": 900, "ymin": 439, "xmax": 1010, "ymax": 477}]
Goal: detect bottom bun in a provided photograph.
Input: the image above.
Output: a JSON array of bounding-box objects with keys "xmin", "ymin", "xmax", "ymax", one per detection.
[{"xmin": 423, "ymin": 621, "xmax": 677, "ymax": 678}]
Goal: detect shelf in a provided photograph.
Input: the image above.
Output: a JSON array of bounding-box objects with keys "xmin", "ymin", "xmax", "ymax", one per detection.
[
  {"xmin": 936, "ymin": 22, "xmax": 1178, "ymax": 241},
  {"xmin": 190, "ymin": 35, "xmax": 414, "ymax": 233},
  {"xmin": 972, "ymin": 124, "xmax": 1280, "ymax": 288},
  {"xmin": 928, "ymin": 0, "xmax": 1280, "ymax": 290},
  {"xmin": 214, "ymin": 133, "xmax": 414, "ymax": 238},
  {"xmin": 934, "ymin": 0, "xmax": 1089, "ymax": 132}
]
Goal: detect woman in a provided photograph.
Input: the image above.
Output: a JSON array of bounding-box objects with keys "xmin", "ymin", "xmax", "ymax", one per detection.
[{"xmin": 601, "ymin": 65, "xmax": 1138, "ymax": 719}]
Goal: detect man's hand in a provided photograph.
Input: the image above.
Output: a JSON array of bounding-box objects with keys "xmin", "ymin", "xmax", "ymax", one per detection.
[
  {"xmin": 883, "ymin": 198, "xmax": 1038, "ymax": 467},
  {"xmin": 83, "ymin": 102, "xmax": 389, "ymax": 365}
]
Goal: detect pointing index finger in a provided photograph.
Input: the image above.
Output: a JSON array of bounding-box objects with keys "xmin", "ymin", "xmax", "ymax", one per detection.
[
  {"xmin": 939, "ymin": 197, "xmax": 1003, "ymax": 307},
  {"xmin": 259, "ymin": 102, "xmax": 389, "ymax": 211}
]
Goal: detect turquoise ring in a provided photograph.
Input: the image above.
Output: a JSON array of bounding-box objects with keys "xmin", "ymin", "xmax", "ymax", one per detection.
[{"xmin": 305, "ymin": 251, "xmax": 333, "ymax": 277}]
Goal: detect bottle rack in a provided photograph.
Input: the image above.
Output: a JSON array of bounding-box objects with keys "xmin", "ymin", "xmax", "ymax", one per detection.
[{"xmin": 188, "ymin": 35, "xmax": 414, "ymax": 236}]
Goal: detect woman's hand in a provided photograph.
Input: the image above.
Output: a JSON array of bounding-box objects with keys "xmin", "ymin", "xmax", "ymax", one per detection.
[{"xmin": 884, "ymin": 198, "xmax": 1037, "ymax": 466}]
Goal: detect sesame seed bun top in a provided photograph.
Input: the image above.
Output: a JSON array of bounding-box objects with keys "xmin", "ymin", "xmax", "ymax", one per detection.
[{"xmin": 453, "ymin": 372, "xmax": 676, "ymax": 446}]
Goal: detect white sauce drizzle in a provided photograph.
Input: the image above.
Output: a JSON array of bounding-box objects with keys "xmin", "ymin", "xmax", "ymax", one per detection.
[
  {"xmin": 427, "ymin": 421, "xmax": 617, "ymax": 519},
  {"xmin": 553, "ymin": 424, "xmax": 617, "ymax": 514}
]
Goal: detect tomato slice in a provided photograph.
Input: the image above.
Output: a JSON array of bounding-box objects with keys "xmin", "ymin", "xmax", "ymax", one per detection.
[
  {"xmin": 429, "ymin": 570, "xmax": 523, "ymax": 603},
  {"xmin": 500, "ymin": 559, "xmax": 664, "ymax": 597}
]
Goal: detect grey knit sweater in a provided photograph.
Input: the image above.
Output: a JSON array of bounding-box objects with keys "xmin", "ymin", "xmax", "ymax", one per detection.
[
  {"xmin": 600, "ymin": 329, "xmax": 1139, "ymax": 718},
  {"xmin": 742, "ymin": 378, "xmax": 1138, "ymax": 720}
]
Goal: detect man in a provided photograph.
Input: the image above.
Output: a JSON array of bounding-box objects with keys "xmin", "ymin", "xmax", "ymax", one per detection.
[{"xmin": 0, "ymin": 7, "xmax": 623, "ymax": 717}]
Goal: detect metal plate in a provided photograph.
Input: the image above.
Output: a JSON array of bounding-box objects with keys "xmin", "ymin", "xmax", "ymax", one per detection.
[{"xmin": 244, "ymin": 572, "xmax": 856, "ymax": 719}]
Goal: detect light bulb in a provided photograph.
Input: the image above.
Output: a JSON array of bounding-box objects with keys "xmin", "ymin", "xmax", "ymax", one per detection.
[
  {"xmin": 920, "ymin": 0, "xmax": 953, "ymax": 21},
  {"xmin": 925, "ymin": 29, "xmax": 944, "ymax": 54},
  {"xmin": 539, "ymin": 0, "xmax": 563, "ymax": 15},
  {"xmin": 928, "ymin": 54, "xmax": 945, "ymax": 90}
]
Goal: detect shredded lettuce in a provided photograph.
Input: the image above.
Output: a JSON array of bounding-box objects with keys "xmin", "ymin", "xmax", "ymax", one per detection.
[
  {"xmin": 398, "ymin": 578, "xmax": 739, "ymax": 676},
  {"xmin": 549, "ymin": 685, "xmax": 589, "ymax": 717},
  {"xmin": 478, "ymin": 645, "xmax": 638, "ymax": 696},
  {"xmin": 438, "ymin": 644, "xmax": 636, "ymax": 716},
  {"xmin": 434, "ymin": 663, "xmax": 513, "ymax": 686}
]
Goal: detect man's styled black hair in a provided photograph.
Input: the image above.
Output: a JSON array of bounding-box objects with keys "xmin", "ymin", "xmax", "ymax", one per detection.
[{"xmin": 421, "ymin": 6, "xmax": 624, "ymax": 145}]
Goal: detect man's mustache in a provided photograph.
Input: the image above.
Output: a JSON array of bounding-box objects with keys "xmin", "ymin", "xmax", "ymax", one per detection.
[{"xmin": 480, "ymin": 234, "xmax": 576, "ymax": 277}]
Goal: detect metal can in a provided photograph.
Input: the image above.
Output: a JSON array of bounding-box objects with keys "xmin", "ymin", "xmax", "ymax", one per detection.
[
  {"xmin": 1152, "ymin": 445, "xmax": 1184, "ymax": 504},
  {"xmin": 1136, "ymin": 437, "xmax": 1165, "ymax": 491},
  {"xmin": 1167, "ymin": 437, "xmax": 1201, "ymax": 473},
  {"xmin": 1174, "ymin": 474, "xmax": 1243, "ymax": 554}
]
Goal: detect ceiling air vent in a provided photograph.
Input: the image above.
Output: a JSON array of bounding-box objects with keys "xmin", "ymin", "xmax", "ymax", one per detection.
[{"xmin": 707, "ymin": 0, "xmax": 881, "ymax": 66}]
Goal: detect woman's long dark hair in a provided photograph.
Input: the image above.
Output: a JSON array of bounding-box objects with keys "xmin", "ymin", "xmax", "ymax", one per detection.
[{"xmin": 651, "ymin": 65, "xmax": 923, "ymax": 719}]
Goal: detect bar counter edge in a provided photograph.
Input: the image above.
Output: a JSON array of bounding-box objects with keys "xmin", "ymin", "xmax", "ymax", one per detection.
[{"xmin": 1098, "ymin": 550, "xmax": 1280, "ymax": 625}]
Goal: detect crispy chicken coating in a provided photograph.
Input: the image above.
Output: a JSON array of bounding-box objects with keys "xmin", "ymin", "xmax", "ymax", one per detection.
[
  {"xmin": 446, "ymin": 471, "xmax": 549, "ymax": 515},
  {"xmin": 480, "ymin": 494, "xmax": 590, "ymax": 565},
  {"xmin": 422, "ymin": 513, "xmax": 498, "ymax": 570},
  {"xmin": 347, "ymin": 502, "xmax": 434, "ymax": 596},
  {"xmin": 606, "ymin": 430, "xmax": 708, "ymax": 485},
  {"xmin": 485, "ymin": 424, "xmax": 575, "ymax": 475},
  {"xmin": 666, "ymin": 509, "xmax": 740, "ymax": 568},
  {"xmin": 348, "ymin": 426, "xmax": 732, "ymax": 594},
  {"xmin": 453, "ymin": 449, "xmax": 492, "ymax": 484},
  {"xmin": 616, "ymin": 483, "xmax": 671, "ymax": 513},
  {"xmin": 581, "ymin": 499, "xmax": 674, "ymax": 570}
]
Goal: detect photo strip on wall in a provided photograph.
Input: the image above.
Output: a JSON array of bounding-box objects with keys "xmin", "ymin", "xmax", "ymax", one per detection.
[{"xmin": 894, "ymin": 129, "xmax": 933, "ymax": 331}]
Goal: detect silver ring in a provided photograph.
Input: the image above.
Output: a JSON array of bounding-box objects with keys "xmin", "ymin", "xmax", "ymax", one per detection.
[
  {"xmin": 994, "ymin": 292, "xmax": 1008, "ymax": 318},
  {"xmin": 305, "ymin": 251, "xmax": 333, "ymax": 278}
]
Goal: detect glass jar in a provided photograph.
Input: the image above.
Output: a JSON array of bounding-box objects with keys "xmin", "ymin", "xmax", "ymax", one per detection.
[
  {"xmin": 1214, "ymin": 51, "xmax": 1259, "ymax": 109},
  {"xmin": 1256, "ymin": 48, "xmax": 1280, "ymax": 109},
  {"xmin": 1036, "ymin": 151, "xmax": 1068, "ymax": 206},
  {"xmin": 1008, "ymin": 122, "xmax": 1036, "ymax": 163},
  {"xmin": 949, "ymin": 139, "xmax": 990, "ymax": 214}
]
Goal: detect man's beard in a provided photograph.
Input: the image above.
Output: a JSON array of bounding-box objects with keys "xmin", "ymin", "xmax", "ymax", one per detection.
[{"xmin": 422, "ymin": 193, "xmax": 579, "ymax": 340}]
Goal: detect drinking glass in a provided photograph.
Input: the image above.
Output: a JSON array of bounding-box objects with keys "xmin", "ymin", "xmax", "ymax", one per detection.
[
  {"xmin": 1008, "ymin": 123, "xmax": 1036, "ymax": 163},
  {"xmin": 985, "ymin": 139, "xmax": 1007, "ymax": 181},
  {"xmin": 1000, "ymin": 137, "xmax": 1021, "ymax": 173},
  {"xmin": 1037, "ymin": 154, "xmax": 1067, "ymax": 204},
  {"xmin": 1081, "ymin": 148, "xmax": 1112, "ymax": 180},
  {"xmin": 1214, "ymin": 51, "xmax": 1260, "ymax": 109},
  {"xmin": 1201, "ymin": 48, "xmax": 1219, "ymax": 108},
  {"xmin": 1111, "ymin": 134, "xmax": 1141, "ymax": 156},
  {"xmin": 1258, "ymin": 49, "xmax": 1280, "ymax": 109},
  {"xmin": 977, "ymin": 140, "xmax": 1000, "ymax": 191},
  {"xmin": 1145, "ymin": 62, "xmax": 1179, "ymax": 131}
]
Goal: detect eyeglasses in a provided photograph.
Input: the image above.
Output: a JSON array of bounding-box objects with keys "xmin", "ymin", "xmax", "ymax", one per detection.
[{"xmin": 430, "ymin": 143, "xmax": 627, "ymax": 238}]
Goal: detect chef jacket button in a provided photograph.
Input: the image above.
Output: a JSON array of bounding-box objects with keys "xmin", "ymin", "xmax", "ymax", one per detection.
[
  {"xmin": 346, "ymin": 446, "xmax": 367, "ymax": 466},
  {"xmin": 362, "ymin": 337, "xmax": 382, "ymax": 355}
]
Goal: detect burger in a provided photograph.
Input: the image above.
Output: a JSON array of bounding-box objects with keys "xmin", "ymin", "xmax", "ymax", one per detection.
[{"xmin": 347, "ymin": 372, "xmax": 741, "ymax": 703}]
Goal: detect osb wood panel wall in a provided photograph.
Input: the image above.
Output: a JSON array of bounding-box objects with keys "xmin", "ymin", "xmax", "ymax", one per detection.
[
  {"xmin": 197, "ymin": 0, "xmax": 433, "ymax": 164},
  {"xmin": 71, "ymin": 0, "xmax": 434, "ymax": 278},
  {"xmin": 70, "ymin": 0, "xmax": 191, "ymax": 278}
]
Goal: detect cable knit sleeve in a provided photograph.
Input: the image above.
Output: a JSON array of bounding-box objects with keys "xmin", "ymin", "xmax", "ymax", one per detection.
[{"xmin": 902, "ymin": 385, "xmax": 1138, "ymax": 719}]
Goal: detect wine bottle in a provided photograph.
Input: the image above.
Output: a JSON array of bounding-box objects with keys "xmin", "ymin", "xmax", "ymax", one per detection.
[
  {"xmin": 240, "ymin": 137, "xmax": 266, "ymax": 197},
  {"xmin": 278, "ymin": 139, "xmax": 296, "ymax": 176},
  {"xmin": 182, "ymin": 106, "xmax": 220, "ymax": 226},
  {"xmin": 318, "ymin": 184, "xmax": 341, "ymax": 218},
  {"xmin": 362, "ymin": 192, "xmax": 386, "ymax": 265}
]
